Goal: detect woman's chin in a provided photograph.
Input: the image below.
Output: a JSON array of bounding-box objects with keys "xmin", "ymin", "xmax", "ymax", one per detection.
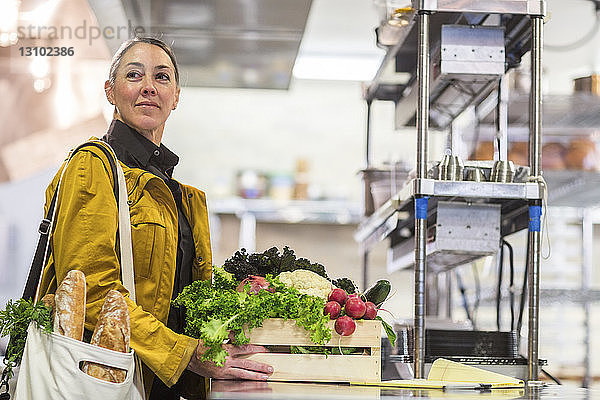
[{"xmin": 125, "ymin": 116, "xmax": 164, "ymax": 133}]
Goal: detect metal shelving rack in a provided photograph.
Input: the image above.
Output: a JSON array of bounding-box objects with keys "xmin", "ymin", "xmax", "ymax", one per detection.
[
  {"xmin": 473, "ymin": 206, "xmax": 600, "ymax": 387},
  {"xmin": 358, "ymin": 0, "xmax": 546, "ymax": 380}
]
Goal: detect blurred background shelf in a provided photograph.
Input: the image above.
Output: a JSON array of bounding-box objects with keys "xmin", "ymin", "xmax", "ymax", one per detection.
[
  {"xmin": 211, "ymin": 197, "xmax": 362, "ymax": 254},
  {"xmin": 477, "ymin": 93, "xmax": 600, "ymax": 133},
  {"xmin": 477, "ymin": 287, "xmax": 600, "ymax": 306},
  {"xmin": 211, "ymin": 197, "xmax": 362, "ymax": 225},
  {"xmin": 545, "ymin": 170, "xmax": 600, "ymax": 208}
]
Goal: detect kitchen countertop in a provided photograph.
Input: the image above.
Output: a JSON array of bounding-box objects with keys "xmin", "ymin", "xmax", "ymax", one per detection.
[{"xmin": 209, "ymin": 381, "xmax": 600, "ymax": 400}]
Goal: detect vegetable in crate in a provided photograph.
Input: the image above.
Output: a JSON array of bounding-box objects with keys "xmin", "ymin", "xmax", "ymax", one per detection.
[
  {"xmin": 328, "ymin": 288, "xmax": 347, "ymax": 305},
  {"xmin": 173, "ymin": 270, "xmax": 331, "ymax": 366},
  {"xmin": 277, "ymin": 269, "xmax": 332, "ymax": 300},
  {"xmin": 331, "ymin": 277, "xmax": 357, "ymax": 294},
  {"xmin": 322, "ymin": 282, "xmax": 397, "ymax": 347},
  {"xmin": 223, "ymin": 246, "xmax": 328, "ymax": 282},
  {"xmin": 236, "ymin": 275, "xmax": 275, "ymax": 295},
  {"xmin": 344, "ymin": 296, "xmax": 366, "ymax": 319},
  {"xmin": 363, "ymin": 302, "xmax": 378, "ymax": 320},
  {"xmin": 323, "ymin": 301, "xmax": 341, "ymax": 319},
  {"xmin": 363, "ymin": 279, "xmax": 391, "ymax": 307},
  {"xmin": 334, "ymin": 316, "xmax": 356, "ymax": 336}
]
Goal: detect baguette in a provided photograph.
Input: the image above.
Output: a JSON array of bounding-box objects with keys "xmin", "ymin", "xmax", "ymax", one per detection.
[
  {"xmin": 83, "ymin": 289, "xmax": 130, "ymax": 383},
  {"xmin": 40, "ymin": 293, "xmax": 55, "ymax": 323},
  {"xmin": 54, "ymin": 270, "xmax": 86, "ymax": 340},
  {"xmin": 40, "ymin": 293, "xmax": 55, "ymax": 312}
]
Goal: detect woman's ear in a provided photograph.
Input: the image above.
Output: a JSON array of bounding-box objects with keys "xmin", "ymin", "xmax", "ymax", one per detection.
[
  {"xmin": 172, "ymin": 87, "xmax": 181, "ymax": 110},
  {"xmin": 104, "ymin": 80, "xmax": 115, "ymax": 105}
]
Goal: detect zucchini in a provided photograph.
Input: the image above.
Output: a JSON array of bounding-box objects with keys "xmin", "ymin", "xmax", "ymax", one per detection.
[{"xmin": 363, "ymin": 279, "xmax": 391, "ymax": 307}]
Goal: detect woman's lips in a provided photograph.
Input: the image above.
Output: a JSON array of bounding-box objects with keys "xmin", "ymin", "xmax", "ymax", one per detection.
[{"xmin": 136, "ymin": 102, "xmax": 159, "ymax": 108}]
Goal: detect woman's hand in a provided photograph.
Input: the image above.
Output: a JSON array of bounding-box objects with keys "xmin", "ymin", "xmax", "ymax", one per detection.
[{"xmin": 187, "ymin": 342, "xmax": 273, "ymax": 380}]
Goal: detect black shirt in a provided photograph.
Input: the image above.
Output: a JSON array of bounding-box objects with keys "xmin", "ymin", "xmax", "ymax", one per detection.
[{"xmin": 102, "ymin": 119, "xmax": 194, "ymax": 333}]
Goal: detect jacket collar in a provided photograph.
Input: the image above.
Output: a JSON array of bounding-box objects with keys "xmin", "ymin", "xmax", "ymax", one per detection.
[{"xmin": 102, "ymin": 119, "xmax": 179, "ymax": 178}]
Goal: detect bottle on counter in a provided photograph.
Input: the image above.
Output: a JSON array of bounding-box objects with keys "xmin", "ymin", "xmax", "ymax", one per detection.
[{"xmin": 293, "ymin": 158, "xmax": 309, "ymax": 200}]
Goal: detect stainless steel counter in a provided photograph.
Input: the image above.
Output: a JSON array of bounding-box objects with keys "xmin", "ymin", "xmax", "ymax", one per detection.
[{"xmin": 210, "ymin": 381, "xmax": 600, "ymax": 400}]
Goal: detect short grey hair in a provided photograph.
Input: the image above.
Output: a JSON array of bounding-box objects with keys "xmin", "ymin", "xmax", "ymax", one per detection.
[{"xmin": 108, "ymin": 36, "xmax": 180, "ymax": 88}]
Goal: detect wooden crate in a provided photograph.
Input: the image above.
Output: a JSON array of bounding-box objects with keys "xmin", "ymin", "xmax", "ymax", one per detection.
[{"xmin": 241, "ymin": 318, "xmax": 381, "ymax": 383}]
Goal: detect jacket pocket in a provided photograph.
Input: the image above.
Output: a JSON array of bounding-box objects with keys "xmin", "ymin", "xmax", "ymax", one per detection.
[{"xmin": 130, "ymin": 206, "xmax": 166, "ymax": 279}]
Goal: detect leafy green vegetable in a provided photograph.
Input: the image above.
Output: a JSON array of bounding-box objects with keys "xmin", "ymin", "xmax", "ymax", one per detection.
[
  {"xmin": 173, "ymin": 275, "xmax": 331, "ymax": 366},
  {"xmin": 290, "ymin": 346, "xmax": 358, "ymax": 356},
  {"xmin": 331, "ymin": 277, "xmax": 358, "ymax": 294},
  {"xmin": 376, "ymin": 316, "xmax": 397, "ymax": 347},
  {"xmin": 0, "ymin": 298, "xmax": 53, "ymax": 379},
  {"xmin": 223, "ymin": 246, "xmax": 328, "ymax": 282},
  {"xmin": 291, "ymin": 345, "xmax": 330, "ymax": 355},
  {"xmin": 332, "ymin": 347, "xmax": 358, "ymax": 355},
  {"xmin": 213, "ymin": 266, "xmax": 237, "ymax": 291},
  {"xmin": 199, "ymin": 315, "xmax": 239, "ymax": 365}
]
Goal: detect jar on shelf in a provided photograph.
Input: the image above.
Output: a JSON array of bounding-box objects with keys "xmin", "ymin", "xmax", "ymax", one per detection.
[
  {"xmin": 373, "ymin": 0, "xmax": 415, "ymax": 46},
  {"xmin": 565, "ymin": 138, "xmax": 599, "ymax": 171}
]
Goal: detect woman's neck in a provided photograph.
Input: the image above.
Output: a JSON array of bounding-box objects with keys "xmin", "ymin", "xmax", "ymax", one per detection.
[
  {"xmin": 137, "ymin": 127, "xmax": 163, "ymax": 146},
  {"xmin": 113, "ymin": 114, "xmax": 164, "ymax": 146}
]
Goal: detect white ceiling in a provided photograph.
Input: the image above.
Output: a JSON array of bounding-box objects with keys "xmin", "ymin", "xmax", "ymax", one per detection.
[
  {"xmin": 295, "ymin": 0, "xmax": 385, "ymax": 80},
  {"xmin": 300, "ymin": 0, "xmax": 383, "ymax": 56}
]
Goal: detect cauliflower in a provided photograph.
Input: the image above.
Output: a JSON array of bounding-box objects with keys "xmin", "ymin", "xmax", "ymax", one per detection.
[{"xmin": 277, "ymin": 269, "xmax": 332, "ymax": 300}]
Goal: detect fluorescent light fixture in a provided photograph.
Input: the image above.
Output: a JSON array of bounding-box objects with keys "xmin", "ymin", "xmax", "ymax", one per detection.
[{"xmin": 293, "ymin": 53, "xmax": 384, "ymax": 81}]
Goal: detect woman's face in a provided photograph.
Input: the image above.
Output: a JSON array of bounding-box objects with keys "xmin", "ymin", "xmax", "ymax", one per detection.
[{"xmin": 105, "ymin": 43, "xmax": 180, "ymax": 136}]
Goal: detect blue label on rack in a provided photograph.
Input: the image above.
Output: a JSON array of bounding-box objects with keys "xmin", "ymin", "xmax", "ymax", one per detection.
[
  {"xmin": 529, "ymin": 205, "xmax": 542, "ymax": 232},
  {"xmin": 415, "ymin": 197, "xmax": 429, "ymax": 220}
]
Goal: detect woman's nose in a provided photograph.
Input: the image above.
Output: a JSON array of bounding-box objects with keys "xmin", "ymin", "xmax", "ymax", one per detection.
[
  {"xmin": 142, "ymin": 86, "xmax": 156, "ymax": 95},
  {"xmin": 141, "ymin": 78, "xmax": 157, "ymax": 95}
]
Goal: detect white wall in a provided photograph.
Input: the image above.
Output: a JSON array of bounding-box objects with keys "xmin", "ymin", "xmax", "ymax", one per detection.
[
  {"xmin": 163, "ymin": 79, "xmax": 444, "ymax": 202},
  {"xmin": 543, "ymin": 0, "xmax": 600, "ymax": 93}
]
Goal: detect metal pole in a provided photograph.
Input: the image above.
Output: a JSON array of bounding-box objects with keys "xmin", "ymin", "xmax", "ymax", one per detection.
[
  {"xmin": 527, "ymin": 224, "xmax": 541, "ymax": 381},
  {"xmin": 582, "ymin": 210, "xmax": 592, "ymax": 388},
  {"xmin": 496, "ymin": 75, "xmax": 509, "ymax": 162},
  {"xmin": 529, "ymin": 17, "xmax": 543, "ymax": 177},
  {"xmin": 366, "ymin": 100, "xmax": 373, "ymax": 167},
  {"xmin": 416, "ymin": 13, "xmax": 430, "ymax": 180},
  {"xmin": 414, "ymin": 10, "xmax": 430, "ymax": 379},
  {"xmin": 527, "ymin": 15, "xmax": 543, "ymax": 382},
  {"xmin": 446, "ymin": 271, "xmax": 452, "ymax": 319}
]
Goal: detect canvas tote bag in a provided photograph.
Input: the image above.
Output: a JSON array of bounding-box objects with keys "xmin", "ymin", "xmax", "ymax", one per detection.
[{"xmin": 11, "ymin": 140, "xmax": 145, "ymax": 400}]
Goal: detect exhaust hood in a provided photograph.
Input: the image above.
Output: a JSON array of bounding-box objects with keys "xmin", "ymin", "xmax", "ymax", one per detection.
[{"xmin": 88, "ymin": 0, "xmax": 313, "ymax": 89}]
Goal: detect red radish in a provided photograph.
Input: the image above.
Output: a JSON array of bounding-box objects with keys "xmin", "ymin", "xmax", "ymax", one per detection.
[
  {"xmin": 363, "ymin": 301, "xmax": 377, "ymax": 320},
  {"xmin": 328, "ymin": 288, "xmax": 348, "ymax": 305},
  {"xmin": 335, "ymin": 316, "xmax": 356, "ymax": 336},
  {"xmin": 236, "ymin": 275, "xmax": 275, "ymax": 295},
  {"xmin": 323, "ymin": 301, "xmax": 341, "ymax": 319},
  {"xmin": 344, "ymin": 296, "xmax": 366, "ymax": 319}
]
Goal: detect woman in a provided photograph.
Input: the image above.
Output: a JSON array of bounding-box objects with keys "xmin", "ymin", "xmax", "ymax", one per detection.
[{"xmin": 36, "ymin": 37, "xmax": 272, "ymax": 399}]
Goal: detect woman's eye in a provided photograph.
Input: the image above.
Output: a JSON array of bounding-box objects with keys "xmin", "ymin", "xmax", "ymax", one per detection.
[
  {"xmin": 126, "ymin": 71, "xmax": 142, "ymax": 79},
  {"xmin": 156, "ymin": 72, "xmax": 170, "ymax": 81}
]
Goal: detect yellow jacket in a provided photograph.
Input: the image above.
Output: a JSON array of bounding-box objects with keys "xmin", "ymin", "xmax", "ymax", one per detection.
[{"xmin": 37, "ymin": 139, "xmax": 212, "ymax": 396}]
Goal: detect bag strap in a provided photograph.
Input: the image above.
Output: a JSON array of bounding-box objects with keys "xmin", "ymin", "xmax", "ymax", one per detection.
[
  {"xmin": 21, "ymin": 140, "xmax": 136, "ymax": 302},
  {"xmin": 94, "ymin": 141, "xmax": 144, "ymax": 399},
  {"xmin": 109, "ymin": 142, "xmax": 136, "ymax": 301}
]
